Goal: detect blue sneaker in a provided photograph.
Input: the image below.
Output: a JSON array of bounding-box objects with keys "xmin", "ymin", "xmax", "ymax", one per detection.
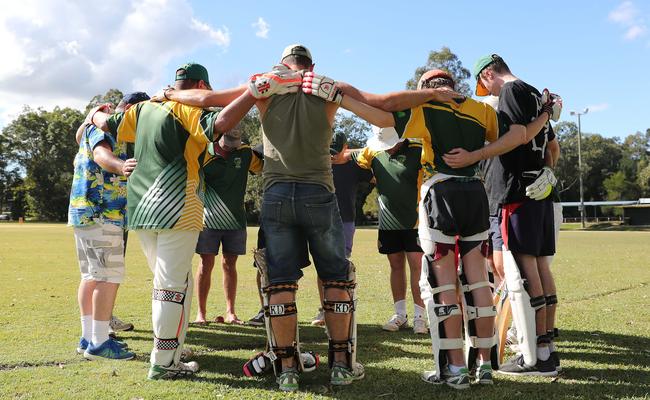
[
  {"xmin": 83, "ymin": 338, "xmax": 135, "ymax": 360},
  {"xmin": 77, "ymin": 337, "xmax": 128, "ymax": 354}
]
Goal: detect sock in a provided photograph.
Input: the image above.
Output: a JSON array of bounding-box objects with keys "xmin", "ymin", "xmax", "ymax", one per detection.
[
  {"xmin": 92, "ymin": 320, "xmax": 110, "ymax": 346},
  {"xmin": 537, "ymin": 346, "xmax": 550, "ymax": 361},
  {"xmin": 394, "ymin": 300, "xmax": 407, "ymax": 317},
  {"xmin": 548, "ymin": 341, "xmax": 557, "ymax": 352},
  {"xmin": 81, "ymin": 315, "xmax": 92, "ymax": 341},
  {"xmin": 413, "ymin": 304, "xmax": 425, "ymax": 320},
  {"xmin": 448, "ymin": 364, "xmax": 464, "ymax": 374}
]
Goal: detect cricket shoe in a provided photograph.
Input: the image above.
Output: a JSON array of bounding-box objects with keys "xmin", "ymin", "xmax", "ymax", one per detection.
[
  {"xmin": 475, "ymin": 364, "xmax": 494, "ymax": 385},
  {"xmin": 243, "ymin": 351, "xmax": 320, "ymax": 377},
  {"xmin": 311, "ymin": 308, "xmax": 325, "ymax": 326},
  {"xmin": 276, "ymin": 368, "xmax": 299, "ymax": 391},
  {"xmin": 330, "ymin": 362, "xmax": 357, "ymax": 386},
  {"xmin": 382, "ymin": 314, "xmax": 408, "ymax": 332},
  {"xmin": 148, "ymin": 361, "xmax": 200, "ymax": 380},
  {"xmin": 498, "ymin": 353, "xmax": 557, "ymax": 377},
  {"xmin": 83, "ymin": 338, "xmax": 135, "ymax": 360},
  {"xmin": 110, "ymin": 315, "xmax": 134, "ymax": 332},
  {"xmin": 77, "ymin": 337, "xmax": 127, "ymax": 354},
  {"xmin": 421, "ymin": 367, "xmax": 470, "ymax": 390},
  {"xmin": 413, "ymin": 318, "xmax": 428, "ymax": 334},
  {"xmin": 247, "ymin": 309, "xmax": 265, "ymax": 327}
]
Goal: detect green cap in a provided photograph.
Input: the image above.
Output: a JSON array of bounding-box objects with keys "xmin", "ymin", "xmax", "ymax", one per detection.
[
  {"xmin": 473, "ymin": 54, "xmax": 503, "ymax": 78},
  {"xmin": 330, "ymin": 131, "xmax": 347, "ymax": 155},
  {"xmin": 175, "ymin": 62, "xmax": 210, "ymax": 87}
]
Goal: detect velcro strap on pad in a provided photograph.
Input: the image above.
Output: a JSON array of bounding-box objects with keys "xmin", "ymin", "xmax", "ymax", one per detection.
[
  {"xmin": 322, "ymin": 280, "xmax": 356, "ymax": 290},
  {"xmin": 470, "ymin": 335, "xmax": 498, "ymax": 348},
  {"xmin": 263, "ymin": 282, "xmax": 298, "ymax": 294},
  {"xmin": 154, "ymin": 337, "xmax": 179, "ymax": 350},
  {"xmin": 152, "ymin": 288, "xmax": 185, "ymax": 304},
  {"xmin": 537, "ymin": 333, "xmax": 552, "ymax": 344},
  {"xmin": 530, "ymin": 295, "xmax": 547, "ymax": 310},
  {"xmin": 433, "ymin": 304, "xmax": 461, "ymax": 321},
  {"xmin": 462, "ymin": 281, "xmax": 491, "ymax": 293},
  {"xmin": 431, "ymin": 284, "xmax": 457, "ymax": 296},
  {"xmin": 329, "ymin": 339, "xmax": 353, "ymax": 354},
  {"xmin": 323, "ymin": 300, "xmax": 354, "ymax": 313},
  {"xmin": 466, "ymin": 305, "xmax": 497, "ymax": 320},
  {"xmin": 264, "ymin": 302, "xmax": 297, "ymax": 317},
  {"xmin": 440, "ymin": 338, "xmax": 464, "ymax": 350},
  {"xmin": 271, "ymin": 345, "xmax": 297, "ymax": 359},
  {"xmin": 545, "ymin": 294, "xmax": 558, "ymax": 305}
]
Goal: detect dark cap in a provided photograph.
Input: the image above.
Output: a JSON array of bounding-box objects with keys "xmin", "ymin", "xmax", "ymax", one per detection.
[
  {"xmin": 330, "ymin": 131, "xmax": 347, "ymax": 155},
  {"xmin": 121, "ymin": 92, "xmax": 150, "ymax": 105},
  {"xmin": 175, "ymin": 62, "xmax": 210, "ymax": 87}
]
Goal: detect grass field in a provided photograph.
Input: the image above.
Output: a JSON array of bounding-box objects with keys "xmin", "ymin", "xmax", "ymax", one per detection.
[{"xmin": 1, "ymin": 223, "xmax": 649, "ymax": 399}]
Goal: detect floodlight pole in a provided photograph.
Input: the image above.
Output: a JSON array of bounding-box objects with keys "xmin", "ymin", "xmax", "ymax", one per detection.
[{"xmin": 571, "ymin": 108, "xmax": 589, "ymax": 229}]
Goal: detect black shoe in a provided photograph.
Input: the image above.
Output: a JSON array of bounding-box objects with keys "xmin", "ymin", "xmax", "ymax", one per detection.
[
  {"xmin": 550, "ymin": 351, "xmax": 562, "ymax": 372},
  {"xmin": 497, "ymin": 354, "xmax": 557, "ymax": 377},
  {"xmin": 247, "ymin": 309, "xmax": 265, "ymax": 327}
]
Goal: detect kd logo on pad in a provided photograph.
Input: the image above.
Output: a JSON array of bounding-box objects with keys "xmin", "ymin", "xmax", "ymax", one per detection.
[
  {"xmin": 269, "ymin": 304, "xmax": 285, "ymax": 316},
  {"xmin": 334, "ymin": 303, "xmax": 351, "ymax": 313}
]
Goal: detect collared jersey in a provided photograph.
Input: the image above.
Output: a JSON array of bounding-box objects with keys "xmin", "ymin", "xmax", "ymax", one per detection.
[
  {"xmin": 353, "ymin": 140, "xmax": 423, "ymax": 230},
  {"xmin": 107, "ymin": 101, "xmax": 217, "ymax": 231},
  {"xmin": 203, "ymin": 145, "xmax": 263, "ymax": 230},
  {"xmin": 392, "ymin": 98, "xmax": 499, "ymax": 179},
  {"xmin": 68, "ymin": 125, "xmax": 127, "ymax": 227}
]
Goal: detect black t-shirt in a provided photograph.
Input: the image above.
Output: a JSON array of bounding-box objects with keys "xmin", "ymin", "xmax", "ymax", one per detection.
[
  {"xmin": 332, "ymin": 160, "xmax": 373, "ymax": 222},
  {"xmin": 483, "ymin": 80, "xmax": 555, "ymax": 210}
]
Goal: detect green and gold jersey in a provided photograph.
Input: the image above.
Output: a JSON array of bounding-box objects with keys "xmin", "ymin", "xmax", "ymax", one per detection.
[
  {"xmin": 392, "ymin": 99, "xmax": 498, "ymax": 178},
  {"xmin": 353, "ymin": 140, "xmax": 423, "ymax": 230},
  {"xmin": 203, "ymin": 145, "xmax": 263, "ymax": 230},
  {"xmin": 107, "ymin": 101, "xmax": 217, "ymax": 231}
]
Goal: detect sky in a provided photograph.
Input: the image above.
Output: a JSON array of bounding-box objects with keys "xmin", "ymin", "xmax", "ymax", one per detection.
[{"xmin": 0, "ymin": 0, "xmax": 649, "ymax": 139}]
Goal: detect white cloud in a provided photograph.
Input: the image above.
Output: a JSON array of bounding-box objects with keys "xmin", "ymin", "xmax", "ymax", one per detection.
[
  {"xmin": 0, "ymin": 0, "xmax": 230, "ymax": 127},
  {"xmin": 252, "ymin": 17, "xmax": 270, "ymax": 39},
  {"xmin": 586, "ymin": 103, "xmax": 609, "ymax": 113},
  {"xmin": 608, "ymin": 1, "xmax": 647, "ymax": 41}
]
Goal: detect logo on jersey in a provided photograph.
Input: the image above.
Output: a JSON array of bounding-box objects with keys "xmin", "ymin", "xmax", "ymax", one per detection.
[{"xmin": 233, "ymin": 157, "xmax": 242, "ymax": 169}]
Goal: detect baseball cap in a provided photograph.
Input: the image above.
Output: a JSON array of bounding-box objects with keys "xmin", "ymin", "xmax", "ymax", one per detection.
[
  {"xmin": 473, "ymin": 54, "xmax": 503, "ymax": 96},
  {"xmin": 417, "ymin": 69, "xmax": 454, "ymax": 90},
  {"xmin": 330, "ymin": 131, "xmax": 348, "ymax": 155},
  {"xmin": 366, "ymin": 126, "xmax": 403, "ymax": 152},
  {"xmin": 175, "ymin": 62, "xmax": 210, "ymax": 87},
  {"xmin": 281, "ymin": 44, "xmax": 312, "ymax": 63},
  {"xmin": 121, "ymin": 92, "xmax": 150, "ymax": 105}
]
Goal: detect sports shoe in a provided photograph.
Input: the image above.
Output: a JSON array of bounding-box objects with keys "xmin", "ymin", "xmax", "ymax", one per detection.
[
  {"xmin": 276, "ymin": 368, "xmax": 299, "ymax": 391},
  {"xmin": 550, "ymin": 351, "xmax": 562, "ymax": 372},
  {"xmin": 110, "ymin": 315, "xmax": 134, "ymax": 332},
  {"xmin": 77, "ymin": 337, "xmax": 128, "ymax": 354},
  {"xmin": 441, "ymin": 366, "xmax": 471, "ymax": 390},
  {"xmin": 248, "ymin": 309, "xmax": 265, "ymax": 327},
  {"xmin": 413, "ymin": 318, "xmax": 428, "ymax": 334},
  {"xmin": 83, "ymin": 338, "xmax": 135, "ymax": 360},
  {"xmin": 180, "ymin": 347, "xmax": 194, "ymax": 361},
  {"xmin": 505, "ymin": 326, "xmax": 519, "ymax": 352},
  {"xmin": 498, "ymin": 353, "xmax": 557, "ymax": 377},
  {"xmin": 148, "ymin": 361, "xmax": 200, "ymax": 380},
  {"xmin": 311, "ymin": 308, "xmax": 325, "ymax": 326},
  {"xmin": 382, "ymin": 314, "xmax": 408, "ymax": 332},
  {"xmin": 330, "ymin": 362, "xmax": 355, "ymax": 386},
  {"xmin": 475, "ymin": 364, "xmax": 494, "ymax": 385}
]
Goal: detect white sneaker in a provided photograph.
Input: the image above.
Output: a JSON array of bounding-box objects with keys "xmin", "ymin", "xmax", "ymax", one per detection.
[
  {"xmin": 110, "ymin": 315, "xmax": 134, "ymax": 332},
  {"xmin": 311, "ymin": 308, "xmax": 325, "ymax": 326},
  {"xmin": 148, "ymin": 361, "xmax": 199, "ymax": 380},
  {"xmin": 382, "ymin": 314, "xmax": 408, "ymax": 332},
  {"xmin": 413, "ymin": 318, "xmax": 428, "ymax": 334},
  {"xmin": 180, "ymin": 347, "xmax": 194, "ymax": 360}
]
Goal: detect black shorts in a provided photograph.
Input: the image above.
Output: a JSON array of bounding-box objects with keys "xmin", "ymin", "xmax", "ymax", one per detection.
[
  {"xmin": 195, "ymin": 228, "xmax": 247, "ymax": 255},
  {"xmin": 378, "ymin": 229, "xmax": 422, "ymax": 254},
  {"xmin": 422, "ymin": 178, "xmax": 489, "ymax": 243},
  {"xmin": 501, "ymin": 199, "xmax": 555, "ymax": 256},
  {"xmin": 488, "ymin": 208, "xmax": 504, "ymax": 254}
]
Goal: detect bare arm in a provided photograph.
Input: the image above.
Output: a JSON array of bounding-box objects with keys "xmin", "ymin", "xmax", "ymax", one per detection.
[
  {"xmin": 337, "ymin": 82, "xmax": 463, "ymax": 112},
  {"xmin": 546, "ymin": 138, "xmax": 560, "ymax": 168},
  {"xmin": 93, "ymin": 142, "xmax": 124, "ymax": 175},
  {"xmin": 75, "ymin": 122, "xmax": 89, "ymax": 144},
  {"xmin": 90, "ymin": 112, "xmax": 110, "ymax": 132},
  {"xmin": 164, "ymin": 86, "xmax": 247, "ymax": 108},
  {"xmin": 339, "ymin": 95, "xmax": 394, "ymax": 128},
  {"xmin": 525, "ymin": 113, "xmax": 550, "ymax": 142},
  {"xmin": 443, "ymin": 124, "xmax": 527, "ymax": 168},
  {"xmin": 213, "ymin": 91, "xmax": 257, "ymax": 135}
]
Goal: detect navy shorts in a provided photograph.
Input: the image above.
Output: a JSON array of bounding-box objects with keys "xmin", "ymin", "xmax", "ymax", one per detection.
[
  {"xmin": 378, "ymin": 229, "xmax": 422, "ymax": 254},
  {"xmin": 261, "ymin": 182, "xmax": 348, "ymax": 284},
  {"xmin": 488, "ymin": 208, "xmax": 504, "ymax": 254},
  {"xmin": 196, "ymin": 228, "xmax": 246, "ymax": 255},
  {"xmin": 501, "ymin": 199, "xmax": 555, "ymax": 257}
]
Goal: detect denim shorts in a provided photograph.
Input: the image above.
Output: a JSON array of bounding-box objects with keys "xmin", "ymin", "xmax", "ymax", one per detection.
[{"xmin": 261, "ymin": 182, "xmax": 349, "ymax": 284}]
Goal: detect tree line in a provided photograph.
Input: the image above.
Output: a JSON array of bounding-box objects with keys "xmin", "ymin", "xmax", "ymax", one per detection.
[{"xmin": 1, "ymin": 48, "xmax": 648, "ymax": 222}]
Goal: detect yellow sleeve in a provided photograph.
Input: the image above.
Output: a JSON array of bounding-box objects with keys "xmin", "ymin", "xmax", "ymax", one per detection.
[
  {"xmin": 249, "ymin": 151, "xmax": 264, "ymax": 174},
  {"xmin": 171, "ymin": 102, "xmax": 213, "ymax": 144},
  {"xmin": 107, "ymin": 107, "xmax": 137, "ymax": 143},
  {"xmin": 393, "ymin": 106, "xmax": 430, "ymax": 141},
  {"xmin": 353, "ymin": 147, "xmax": 378, "ymax": 170}
]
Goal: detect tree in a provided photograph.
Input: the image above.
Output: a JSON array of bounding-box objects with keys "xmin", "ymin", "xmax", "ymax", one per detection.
[
  {"xmin": 406, "ymin": 47, "xmax": 472, "ymax": 96},
  {"xmin": 2, "ymin": 106, "xmax": 83, "ymax": 221},
  {"xmin": 85, "ymin": 89, "xmax": 124, "ymax": 113},
  {"xmin": 333, "ymin": 112, "xmax": 372, "ymax": 148},
  {"xmin": 604, "ymin": 171, "xmax": 640, "ymax": 200}
]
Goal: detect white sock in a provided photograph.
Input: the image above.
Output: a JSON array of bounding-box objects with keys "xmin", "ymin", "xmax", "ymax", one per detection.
[
  {"xmin": 537, "ymin": 346, "xmax": 551, "ymax": 361},
  {"xmin": 81, "ymin": 315, "xmax": 92, "ymax": 341},
  {"xmin": 549, "ymin": 341, "xmax": 557, "ymax": 352},
  {"xmin": 448, "ymin": 364, "xmax": 464, "ymax": 374},
  {"xmin": 92, "ymin": 320, "xmax": 110, "ymax": 346},
  {"xmin": 394, "ymin": 300, "xmax": 407, "ymax": 317},
  {"xmin": 413, "ymin": 304, "xmax": 425, "ymax": 320}
]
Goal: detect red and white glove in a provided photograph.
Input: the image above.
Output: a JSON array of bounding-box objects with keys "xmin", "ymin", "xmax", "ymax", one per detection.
[
  {"xmin": 302, "ymin": 72, "xmax": 344, "ymax": 104},
  {"xmin": 541, "ymin": 89, "xmax": 563, "ymax": 122},
  {"xmin": 248, "ymin": 64, "xmax": 302, "ymax": 99}
]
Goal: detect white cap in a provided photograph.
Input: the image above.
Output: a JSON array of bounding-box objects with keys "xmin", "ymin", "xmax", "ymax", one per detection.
[
  {"xmin": 281, "ymin": 44, "xmax": 312, "ymax": 62},
  {"xmin": 366, "ymin": 126, "xmax": 403, "ymax": 151}
]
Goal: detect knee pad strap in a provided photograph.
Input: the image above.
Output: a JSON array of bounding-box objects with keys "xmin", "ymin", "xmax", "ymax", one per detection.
[
  {"xmin": 530, "ymin": 295, "xmax": 547, "ymax": 310},
  {"xmin": 322, "ymin": 280, "xmax": 356, "ymax": 290},
  {"xmin": 263, "ymin": 282, "xmax": 298, "ymax": 294},
  {"xmin": 154, "ymin": 336, "xmax": 179, "ymax": 350},
  {"xmin": 265, "ymin": 302, "xmax": 297, "ymax": 318},
  {"xmin": 152, "ymin": 288, "xmax": 186, "ymax": 304},
  {"xmin": 323, "ymin": 300, "xmax": 354, "ymax": 314},
  {"xmin": 545, "ymin": 294, "xmax": 558, "ymax": 306}
]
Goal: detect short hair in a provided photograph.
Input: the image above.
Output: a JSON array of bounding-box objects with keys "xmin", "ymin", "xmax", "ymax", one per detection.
[
  {"xmin": 420, "ymin": 77, "xmax": 455, "ymax": 90},
  {"xmin": 483, "ymin": 56, "xmax": 511, "ymax": 76},
  {"xmin": 282, "ymin": 54, "xmax": 312, "ymax": 70},
  {"xmin": 174, "ymin": 78, "xmax": 200, "ymax": 90}
]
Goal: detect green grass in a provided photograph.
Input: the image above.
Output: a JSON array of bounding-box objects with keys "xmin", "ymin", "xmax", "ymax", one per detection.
[{"xmin": 1, "ymin": 223, "xmax": 649, "ymax": 399}]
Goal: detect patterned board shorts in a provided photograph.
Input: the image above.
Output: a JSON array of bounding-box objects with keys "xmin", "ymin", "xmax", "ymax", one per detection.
[{"xmin": 74, "ymin": 222, "xmax": 125, "ymax": 283}]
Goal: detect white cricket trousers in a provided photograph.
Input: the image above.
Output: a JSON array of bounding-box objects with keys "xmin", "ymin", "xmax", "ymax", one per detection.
[{"xmin": 137, "ymin": 230, "xmax": 199, "ymax": 367}]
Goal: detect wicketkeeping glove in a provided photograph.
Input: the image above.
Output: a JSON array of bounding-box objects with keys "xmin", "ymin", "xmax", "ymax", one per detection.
[
  {"xmin": 248, "ymin": 64, "xmax": 302, "ymax": 99},
  {"xmin": 525, "ymin": 166, "xmax": 557, "ymax": 200},
  {"xmin": 302, "ymin": 72, "xmax": 344, "ymax": 104},
  {"xmin": 541, "ymin": 89, "xmax": 563, "ymax": 122}
]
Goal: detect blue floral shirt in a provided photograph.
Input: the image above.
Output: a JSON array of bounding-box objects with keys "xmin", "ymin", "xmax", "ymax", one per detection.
[{"xmin": 68, "ymin": 125, "xmax": 127, "ymax": 227}]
